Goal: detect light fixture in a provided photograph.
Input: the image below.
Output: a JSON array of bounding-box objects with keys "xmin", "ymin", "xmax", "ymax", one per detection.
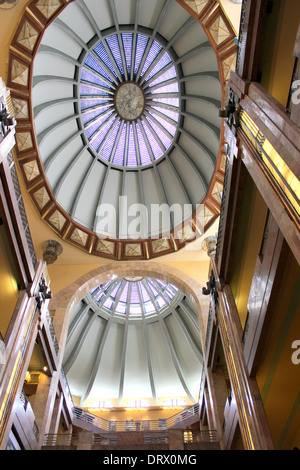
[
  {"xmin": 42, "ymin": 240, "xmax": 63, "ymax": 264},
  {"xmin": 0, "ymin": 0, "xmax": 19, "ymax": 9}
]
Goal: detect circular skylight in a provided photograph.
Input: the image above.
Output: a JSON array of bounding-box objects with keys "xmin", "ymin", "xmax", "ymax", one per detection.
[
  {"xmin": 79, "ymin": 31, "xmax": 181, "ymax": 169},
  {"xmin": 89, "ymin": 277, "xmax": 179, "ymax": 320}
]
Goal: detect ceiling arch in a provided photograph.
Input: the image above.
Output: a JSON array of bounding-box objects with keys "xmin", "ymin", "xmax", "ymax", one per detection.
[
  {"xmin": 7, "ymin": 0, "xmax": 237, "ymax": 260},
  {"xmin": 50, "ymin": 261, "xmax": 210, "ymax": 407},
  {"xmin": 63, "ymin": 276, "xmax": 203, "ymax": 405}
]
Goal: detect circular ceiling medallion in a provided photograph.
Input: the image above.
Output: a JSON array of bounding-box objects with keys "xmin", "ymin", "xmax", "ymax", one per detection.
[{"xmin": 114, "ymin": 82, "xmax": 145, "ymax": 121}]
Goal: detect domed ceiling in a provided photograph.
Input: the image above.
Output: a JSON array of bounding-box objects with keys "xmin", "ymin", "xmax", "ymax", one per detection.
[
  {"xmin": 63, "ymin": 276, "xmax": 204, "ymax": 406},
  {"xmin": 7, "ymin": 0, "xmax": 237, "ymax": 260}
]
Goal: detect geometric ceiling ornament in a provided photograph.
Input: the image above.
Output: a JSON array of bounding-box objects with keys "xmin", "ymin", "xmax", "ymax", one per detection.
[
  {"xmin": 32, "ymin": 186, "xmax": 50, "ymax": 209},
  {"xmin": 211, "ymin": 180, "xmax": 223, "ymax": 205},
  {"xmin": 35, "ymin": 0, "xmax": 62, "ymax": 19},
  {"xmin": 15, "ymin": 131, "xmax": 33, "ymax": 152},
  {"xmin": 184, "ymin": 0, "xmax": 211, "ymax": 16},
  {"xmin": 151, "ymin": 238, "xmax": 171, "ymax": 254},
  {"xmin": 95, "ymin": 239, "xmax": 115, "ymax": 256},
  {"xmin": 222, "ymin": 50, "xmax": 237, "ymax": 82},
  {"xmin": 7, "ymin": 0, "xmax": 237, "ymax": 260},
  {"xmin": 17, "ymin": 21, "xmax": 39, "ymax": 51},
  {"xmin": 23, "ymin": 160, "xmax": 40, "ymax": 181},
  {"xmin": 10, "ymin": 59, "xmax": 29, "ymax": 86},
  {"xmin": 48, "ymin": 209, "xmax": 66, "ymax": 232},
  {"xmin": 70, "ymin": 227, "xmax": 88, "ymax": 246},
  {"xmin": 11, "ymin": 97, "xmax": 29, "ymax": 120},
  {"xmin": 209, "ymin": 16, "xmax": 231, "ymax": 46}
]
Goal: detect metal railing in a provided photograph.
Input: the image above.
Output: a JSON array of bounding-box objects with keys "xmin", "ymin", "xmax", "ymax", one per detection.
[
  {"xmin": 43, "ymin": 428, "xmax": 218, "ymax": 448},
  {"xmin": 43, "ymin": 433, "xmax": 78, "ymax": 447},
  {"xmin": 72, "ymin": 403, "xmax": 200, "ymax": 432}
]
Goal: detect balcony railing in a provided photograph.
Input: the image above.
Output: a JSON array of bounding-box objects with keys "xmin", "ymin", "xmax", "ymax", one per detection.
[
  {"xmin": 72, "ymin": 403, "xmax": 200, "ymax": 433},
  {"xmin": 43, "ymin": 429, "xmax": 218, "ymax": 448}
]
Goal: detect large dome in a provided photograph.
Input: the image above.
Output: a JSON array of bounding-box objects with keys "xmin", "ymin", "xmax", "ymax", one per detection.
[
  {"xmin": 30, "ymin": 0, "xmax": 223, "ymax": 250},
  {"xmin": 8, "ymin": 0, "xmax": 237, "ymax": 260},
  {"xmin": 63, "ymin": 276, "xmax": 204, "ymax": 406}
]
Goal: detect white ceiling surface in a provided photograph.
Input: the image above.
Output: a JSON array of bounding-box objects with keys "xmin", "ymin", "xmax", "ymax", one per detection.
[
  {"xmin": 63, "ymin": 278, "xmax": 204, "ymax": 406},
  {"xmin": 32, "ymin": 0, "xmax": 222, "ymax": 240}
]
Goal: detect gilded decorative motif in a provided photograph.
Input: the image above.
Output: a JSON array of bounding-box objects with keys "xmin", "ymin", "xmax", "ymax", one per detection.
[
  {"xmin": 211, "ymin": 181, "xmax": 223, "ymax": 205},
  {"xmin": 96, "ymin": 239, "xmax": 115, "ymax": 256},
  {"xmin": 11, "ymin": 59, "xmax": 29, "ymax": 86},
  {"xmin": 124, "ymin": 243, "xmax": 142, "ymax": 257},
  {"xmin": 70, "ymin": 227, "xmax": 88, "ymax": 246},
  {"xmin": 11, "ymin": 97, "xmax": 29, "ymax": 120},
  {"xmin": 23, "ymin": 160, "xmax": 40, "ymax": 181},
  {"xmin": 184, "ymin": 0, "xmax": 209, "ymax": 15},
  {"xmin": 48, "ymin": 210, "xmax": 66, "ymax": 231},
  {"xmin": 222, "ymin": 52, "xmax": 237, "ymax": 81},
  {"xmin": 33, "ymin": 186, "xmax": 50, "ymax": 209},
  {"xmin": 17, "ymin": 21, "xmax": 39, "ymax": 51},
  {"xmin": 15, "ymin": 132, "xmax": 33, "ymax": 152},
  {"xmin": 209, "ymin": 15, "xmax": 231, "ymax": 46},
  {"xmin": 35, "ymin": 0, "xmax": 61, "ymax": 19},
  {"xmin": 151, "ymin": 238, "xmax": 170, "ymax": 254}
]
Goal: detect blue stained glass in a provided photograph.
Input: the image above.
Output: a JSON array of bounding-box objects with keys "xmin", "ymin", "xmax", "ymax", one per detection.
[
  {"xmin": 153, "ymin": 97, "xmax": 180, "ymax": 108},
  {"xmin": 81, "ymin": 99, "xmax": 104, "ymax": 110},
  {"xmin": 151, "ymin": 83, "xmax": 179, "ymax": 94},
  {"xmin": 81, "ymin": 68, "xmax": 111, "ymax": 88},
  {"xmin": 113, "ymin": 123, "xmax": 127, "ymax": 166},
  {"xmin": 127, "ymin": 124, "xmax": 137, "ymax": 166},
  {"xmin": 149, "ymin": 111, "xmax": 176, "ymax": 135},
  {"xmin": 134, "ymin": 34, "xmax": 149, "ymax": 74},
  {"xmin": 91, "ymin": 278, "xmax": 178, "ymax": 318},
  {"xmin": 144, "ymin": 52, "xmax": 172, "ymax": 82},
  {"xmin": 80, "ymin": 32, "xmax": 180, "ymax": 168},
  {"xmin": 85, "ymin": 54, "xmax": 114, "ymax": 81},
  {"xmin": 80, "ymin": 84, "xmax": 108, "ymax": 97},
  {"xmin": 152, "ymin": 106, "xmax": 178, "ymax": 123},
  {"xmin": 100, "ymin": 120, "xmax": 121, "ymax": 162},
  {"xmin": 148, "ymin": 66, "xmax": 177, "ymax": 87},
  {"xmin": 90, "ymin": 115, "xmax": 115, "ymax": 151},
  {"xmin": 136, "ymin": 124, "xmax": 152, "ymax": 165},
  {"xmin": 93, "ymin": 42, "xmax": 118, "ymax": 76},
  {"xmin": 85, "ymin": 111, "xmax": 111, "ymax": 138},
  {"xmin": 81, "ymin": 108, "xmax": 110, "ymax": 125},
  {"xmin": 140, "ymin": 282, "xmax": 151, "ymax": 302},
  {"xmin": 146, "ymin": 116, "xmax": 172, "ymax": 149},
  {"xmin": 130, "ymin": 282, "xmax": 140, "ymax": 303},
  {"xmin": 141, "ymin": 120, "xmax": 163, "ymax": 160},
  {"xmin": 122, "ymin": 33, "xmax": 133, "ymax": 74},
  {"xmin": 140, "ymin": 40, "xmax": 163, "ymax": 77},
  {"xmin": 119, "ymin": 281, "xmax": 129, "ymax": 303},
  {"xmin": 106, "ymin": 35, "xmax": 124, "ymax": 75}
]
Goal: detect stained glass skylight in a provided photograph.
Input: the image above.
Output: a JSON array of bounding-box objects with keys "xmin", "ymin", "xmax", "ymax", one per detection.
[
  {"xmin": 89, "ymin": 277, "xmax": 179, "ymax": 320},
  {"xmin": 79, "ymin": 31, "xmax": 181, "ymax": 169}
]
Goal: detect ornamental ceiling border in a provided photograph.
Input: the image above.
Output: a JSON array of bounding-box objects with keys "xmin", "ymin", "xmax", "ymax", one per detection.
[{"xmin": 6, "ymin": 0, "xmax": 237, "ymax": 261}]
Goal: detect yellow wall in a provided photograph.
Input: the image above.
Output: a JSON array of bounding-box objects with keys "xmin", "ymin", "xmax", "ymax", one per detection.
[
  {"xmin": 255, "ymin": 249, "xmax": 300, "ymax": 450},
  {"xmin": 0, "ymin": 225, "xmax": 20, "ymax": 337},
  {"xmin": 230, "ymin": 171, "xmax": 268, "ymax": 328},
  {"xmin": 259, "ymin": 0, "xmax": 300, "ymax": 106}
]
